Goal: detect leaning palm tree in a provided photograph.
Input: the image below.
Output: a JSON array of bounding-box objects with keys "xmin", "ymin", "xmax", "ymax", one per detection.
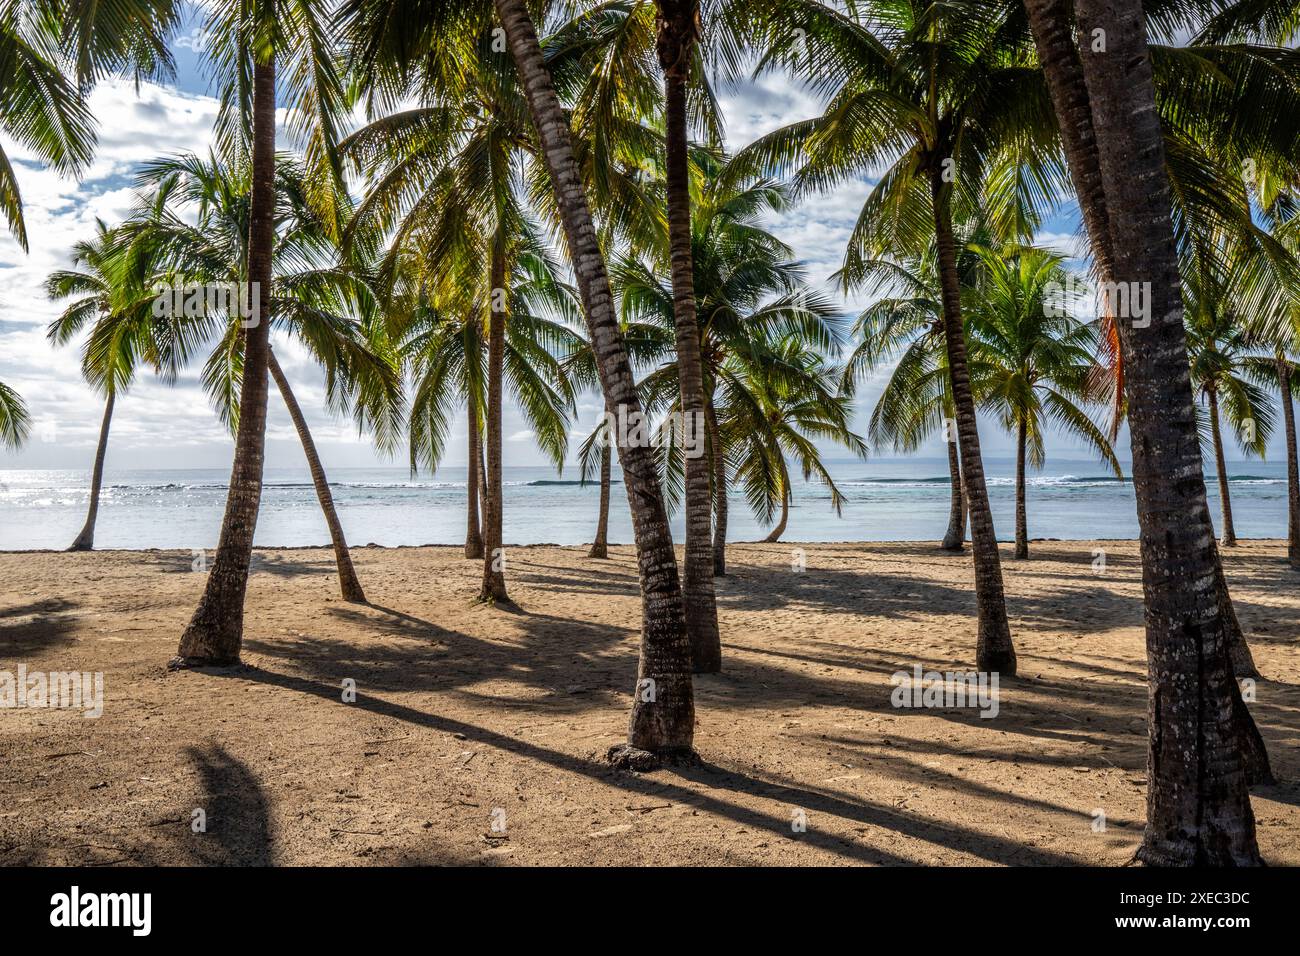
[
  {"xmin": 130, "ymin": 151, "xmax": 396, "ymax": 605},
  {"xmin": 965, "ymin": 245, "xmax": 1121, "ymax": 559},
  {"xmin": 44, "ymin": 220, "xmax": 196, "ymax": 550},
  {"xmin": 172, "ymin": 0, "xmax": 350, "ymax": 667}
]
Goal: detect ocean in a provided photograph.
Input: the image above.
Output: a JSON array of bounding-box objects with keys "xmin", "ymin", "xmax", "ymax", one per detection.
[{"xmin": 0, "ymin": 458, "xmax": 1291, "ymax": 551}]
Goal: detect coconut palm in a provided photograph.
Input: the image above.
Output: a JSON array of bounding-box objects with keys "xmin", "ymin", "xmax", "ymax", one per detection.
[
  {"xmin": 392, "ymin": 235, "xmax": 582, "ymax": 556},
  {"xmin": 841, "ymin": 235, "xmax": 996, "ymax": 552},
  {"xmin": 964, "ymin": 244, "xmax": 1120, "ymax": 559},
  {"xmin": 172, "ymin": 0, "xmax": 351, "ymax": 667},
  {"xmin": 44, "ymin": 220, "xmax": 199, "ymax": 550},
  {"xmin": 128, "ymin": 151, "xmax": 398, "ymax": 605},
  {"xmin": 1029, "ymin": 0, "xmax": 1261, "ymax": 865},
  {"xmin": 735, "ymin": 0, "xmax": 1073, "ymax": 674},
  {"xmin": 342, "ymin": 0, "xmax": 698, "ymax": 763},
  {"xmin": 720, "ymin": 336, "xmax": 866, "ymax": 543},
  {"xmin": 612, "ymin": 151, "xmax": 846, "ymax": 568},
  {"xmin": 0, "ymin": 0, "xmax": 178, "ymax": 455},
  {"xmin": 1182, "ymin": 239, "xmax": 1276, "ymax": 549}
]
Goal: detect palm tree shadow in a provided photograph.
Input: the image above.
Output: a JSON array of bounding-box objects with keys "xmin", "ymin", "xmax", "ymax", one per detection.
[
  {"xmin": 180, "ymin": 742, "xmax": 275, "ymax": 865},
  {"xmin": 0, "ymin": 597, "xmax": 80, "ymax": 654}
]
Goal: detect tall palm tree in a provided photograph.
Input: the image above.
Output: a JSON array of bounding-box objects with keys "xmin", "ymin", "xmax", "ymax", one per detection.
[
  {"xmin": 964, "ymin": 245, "xmax": 1120, "ymax": 559},
  {"xmin": 131, "ymin": 151, "xmax": 398, "ymax": 605},
  {"xmin": 393, "ymin": 238, "xmax": 581, "ymax": 559},
  {"xmin": 738, "ymin": 0, "xmax": 1067, "ymax": 674},
  {"xmin": 44, "ymin": 220, "xmax": 194, "ymax": 551},
  {"xmin": 172, "ymin": 0, "xmax": 349, "ymax": 667},
  {"xmin": 342, "ymin": 0, "xmax": 697, "ymax": 762},
  {"xmin": 1032, "ymin": 0, "xmax": 1261, "ymax": 865},
  {"xmin": 654, "ymin": 0, "xmax": 720, "ymax": 672}
]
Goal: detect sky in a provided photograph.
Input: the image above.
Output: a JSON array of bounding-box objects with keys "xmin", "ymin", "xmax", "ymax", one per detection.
[{"xmin": 0, "ymin": 12, "xmax": 1274, "ymax": 476}]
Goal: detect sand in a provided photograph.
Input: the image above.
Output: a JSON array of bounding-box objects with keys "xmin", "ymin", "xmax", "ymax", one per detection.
[{"xmin": 1, "ymin": 539, "xmax": 1297, "ymax": 866}]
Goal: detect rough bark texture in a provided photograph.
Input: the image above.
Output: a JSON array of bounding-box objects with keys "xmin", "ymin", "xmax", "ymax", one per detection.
[
  {"xmin": 940, "ymin": 434, "xmax": 965, "ymax": 551},
  {"xmin": 657, "ymin": 0, "xmax": 720, "ymax": 674},
  {"xmin": 171, "ymin": 57, "xmax": 277, "ymax": 668},
  {"xmin": 589, "ymin": 438, "xmax": 611, "ymax": 558},
  {"xmin": 267, "ymin": 348, "xmax": 365, "ymax": 603},
  {"xmin": 930, "ymin": 171, "xmax": 1017, "ymax": 676},
  {"xmin": 1278, "ymin": 353, "xmax": 1300, "ymax": 569},
  {"xmin": 68, "ymin": 391, "xmax": 114, "ymax": 552},
  {"xmin": 496, "ymin": 0, "xmax": 695, "ymax": 760},
  {"xmin": 1067, "ymin": 0, "xmax": 1260, "ymax": 864},
  {"xmin": 707, "ymin": 399, "xmax": 727, "ymax": 575},
  {"xmin": 1207, "ymin": 387, "xmax": 1237, "ymax": 546},
  {"xmin": 466, "ymin": 393, "xmax": 484, "ymax": 560},
  {"xmin": 480, "ymin": 241, "xmax": 509, "ymax": 603},
  {"xmin": 1015, "ymin": 417, "xmax": 1029, "ymax": 560}
]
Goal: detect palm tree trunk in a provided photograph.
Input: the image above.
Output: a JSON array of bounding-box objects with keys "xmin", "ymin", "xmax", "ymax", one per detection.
[
  {"xmin": 465, "ymin": 392, "xmax": 484, "ymax": 560},
  {"xmin": 267, "ymin": 347, "xmax": 365, "ymax": 603},
  {"xmin": 1015, "ymin": 417, "xmax": 1029, "ymax": 559},
  {"xmin": 658, "ymin": 0, "xmax": 719, "ymax": 675},
  {"xmin": 172, "ymin": 56, "xmax": 276, "ymax": 668},
  {"xmin": 1207, "ymin": 387, "xmax": 1237, "ymax": 546},
  {"xmin": 480, "ymin": 240, "xmax": 508, "ymax": 603},
  {"xmin": 496, "ymin": 0, "xmax": 695, "ymax": 763},
  {"xmin": 930, "ymin": 171, "xmax": 1017, "ymax": 675},
  {"xmin": 1277, "ymin": 353, "xmax": 1300, "ymax": 569},
  {"xmin": 940, "ymin": 434, "xmax": 965, "ymax": 550},
  {"xmin": 589, "ymin": 438, "xmax": 611, "ymax": 558},
  {"xmin": 1065, "ymin": 0, "xmax": 1259, "ymax": 864},
  {"xmin": 707, "ymin": 398, "xmax": 727, "ymax": 575},
  {"xmin": 763, "ymin": 476, "xmax": 790, "ymax": 543},
  {"xmin": 68, "ymin": 390, "xmax": 115, "ymax": 551}
]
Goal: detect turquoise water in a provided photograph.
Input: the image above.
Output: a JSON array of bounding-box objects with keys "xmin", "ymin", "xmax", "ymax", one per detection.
[{"xmin": 0, "ymin": 458, "xmax": 1290, "ymax": 550}]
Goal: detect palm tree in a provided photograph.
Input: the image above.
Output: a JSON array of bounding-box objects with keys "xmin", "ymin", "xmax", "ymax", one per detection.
[
  {"xmin": 841, "ymin": 241, "xmax": 991, "ymax": 552},
  {"xmin": 1182, "ymin": 242, "xmax": 1275, "ymax": 548},
  {"xmin": 44, "ymin": 220, "xmax": 193, "ymax": 551},
  {"xmin": 172, "ymin": 0, "xmax": 349, "ymax": 667},
  {"xmin": 392, "ymin": 237, "xmax": 581, "ymax": 563},
  {"xmin": 653, "ymin": 0, "xmax": 720, "ymax": 672},
  {"xmin": 721, "ymin": 337, "xmax": 866, "ymax": 542},
  {"xmin": 613, "ymin": 151, "xmax": 846, "ymax": 569},
  {"xmin": 964, "ymin": 245, "xmax": 1120, "ymax": 559},
  {"xmin": 130, "ymin": 151, "xmax": 397, "ymax": 605},
  {"xmin": 342, "ymin": 0, "xmax": 697, "ymax": 762},
  {"xmin": 0, "ymin": 0, "xmax": 177, "ymax": 459},
  {"xmin": 1034, "ymin": 0, "xmax": 1260, "ymax": 865},
  {"xmin": 738, "ymin": 0, "xmax": 1068, "ymax": 674}
]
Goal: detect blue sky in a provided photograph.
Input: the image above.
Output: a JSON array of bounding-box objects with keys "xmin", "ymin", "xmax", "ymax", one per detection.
[{"xmin": 0, "ymin": 14, "xmax": 1274, "ymax": 475}]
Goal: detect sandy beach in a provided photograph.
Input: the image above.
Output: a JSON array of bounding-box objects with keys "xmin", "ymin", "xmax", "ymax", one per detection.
[{"xmin": 2, "ymin": 540, "xmax": 1298, "ymax": 866}]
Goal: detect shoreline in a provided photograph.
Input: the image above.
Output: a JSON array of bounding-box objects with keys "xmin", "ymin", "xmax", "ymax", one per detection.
[{"xmin": 0, "ymin": 536, "xmax": 1292, "ymax": 555}]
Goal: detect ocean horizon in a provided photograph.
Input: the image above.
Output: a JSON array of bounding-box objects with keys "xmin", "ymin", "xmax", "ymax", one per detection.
[{"xmin": 1, "ymin": 457, "xmax": 1290, "ymax": 551}]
